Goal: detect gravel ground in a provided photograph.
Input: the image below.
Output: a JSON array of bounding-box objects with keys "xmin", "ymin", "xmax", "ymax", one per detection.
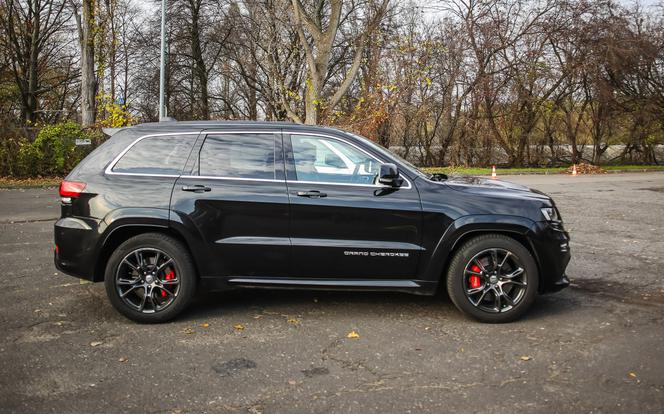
[{"xmin": 1, "ymin": 173, "xmax": 663, "ymax": 413}]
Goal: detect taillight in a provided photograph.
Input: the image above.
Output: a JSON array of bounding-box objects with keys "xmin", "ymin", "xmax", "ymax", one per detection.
[{"xmin": 59, "ymin": 180, "xmax": 86, "ymax": 198}]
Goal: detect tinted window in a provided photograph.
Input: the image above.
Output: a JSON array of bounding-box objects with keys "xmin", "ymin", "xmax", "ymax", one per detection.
[
  {"xmin": 112, "ymin": 135, "xmax": 195, "ymax": 175},
  {"xmin": 291, "ymin": 135, "xmax": 379, "ymax": 184},
  {"xmin": 199, "ymin": 134, "xmax": 275, "ymax": 179}
]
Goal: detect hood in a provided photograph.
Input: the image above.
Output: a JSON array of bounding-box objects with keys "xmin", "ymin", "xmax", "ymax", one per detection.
[{"xmin": 444, "ymin": 175, "xmax": 551, "ymax": 201}]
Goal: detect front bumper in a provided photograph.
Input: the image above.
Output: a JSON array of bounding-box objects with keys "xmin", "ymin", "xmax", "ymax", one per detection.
[{"xmin": 529, "ymin": 221, "xmax": 571, "ymax": 293}]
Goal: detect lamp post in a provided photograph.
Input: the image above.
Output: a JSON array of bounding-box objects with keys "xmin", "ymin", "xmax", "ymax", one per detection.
[{"xmin": 159, "ymin": 0, "xmax": 168, "ymax": 121}]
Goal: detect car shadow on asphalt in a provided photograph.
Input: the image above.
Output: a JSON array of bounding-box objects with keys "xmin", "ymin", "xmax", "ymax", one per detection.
[{"xmin": 170, "ymin": 287, "xmax": 578, "ymax": 324}]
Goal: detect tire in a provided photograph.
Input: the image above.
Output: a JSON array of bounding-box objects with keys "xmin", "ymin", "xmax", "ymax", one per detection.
[
  {"xmin": 446, "ymin": 234, "xmax": 539, "ymax": 323},
  {"xmin": 104, "ymin": 233, "xmax": 197, "ymax": 323}
]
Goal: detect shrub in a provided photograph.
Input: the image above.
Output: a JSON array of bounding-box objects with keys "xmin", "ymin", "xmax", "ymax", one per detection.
[{"xmin": 9, "ymin": 121, "xmax": 97, "ymax": 177}]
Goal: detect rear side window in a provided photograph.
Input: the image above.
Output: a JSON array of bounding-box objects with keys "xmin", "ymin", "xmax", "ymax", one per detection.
[
  {"xmin": 198, "ymin": 134, "xmax": 275, "ymax": 179},
  {"xmin": 112, "ymin": 135, "xmax": 195, "ymax": 175}
]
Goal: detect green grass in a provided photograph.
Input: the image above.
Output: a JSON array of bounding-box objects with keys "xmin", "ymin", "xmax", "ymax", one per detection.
[
  {"xmin": 602, "ymin": 165, "xmax": 664, "ymax": 171},
  {"xmin": 422, "ymin": 165, "xmax": 664, "ymax": 175}
]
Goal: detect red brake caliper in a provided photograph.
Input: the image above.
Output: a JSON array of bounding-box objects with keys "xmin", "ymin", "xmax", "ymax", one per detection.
[
  {"xmin": 469, "ymin": 264, "xmax": 482, "ymax": 289},
  {"xmin": 161, "ymin": 270, "xmax": 175, "ymax": 298}
]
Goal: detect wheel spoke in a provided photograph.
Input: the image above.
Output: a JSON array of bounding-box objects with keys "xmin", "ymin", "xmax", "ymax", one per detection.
[
  {"xmin": 490, "ymin": 249, "xmax": 499, "ymax": 270},
  {"xmin": 466, "ymin": 286, "xmax": 484, "ymax": 295},
  {"xmin": 122, "ymin": 259, "xmax": 139, "ymax": 272},
  {"xmin": 504, "ymin": 267, "xmax": 524, "ymax": 279},
  {"xmin": 134, "ymin": 251, "xmax": 144, "ymax": 268},
  {"xmin": 475, "ymin": 259, "xmax": 488, "ymax": 273},
  {"xmin": 471, "ymin": 289, "xmax": 488, "ymax": 306},
  {"xmin": 157, "ymin": 259, "xmax": 174, "ymax": 273},
  {"xmin": 117, "ymin": 277, "xmax": 139, "ymax": 285},
  {"xmin": 158, "ymin": 286, "xmax": 174, "ymax": 298},
  {"xmin": 161, "ymin": 279, "xmax": 179, "ymax": 286},
  {"xmin": 501, "ymin": 291, "xmax": 515, "ymax": 306},
  {"xmin": 138, "ymin": 287, "xmax": 150, "ymax": 311},
  {"xmin": 121, "ymin": 285, "xmax": 140, "ymax": 298},
  {"xmin": 502, "ymin": 279, "xmax": 526, "ymax": 287},
  {"xmin": 465, "ymin": 269, "xmax": 482, "ymax": 276},
  {"xmin": 498, "ymin": 251, "xmax": 511, "ymax": 269},
  {"xmin": 493, "ymin": 288, "xmax": 502, "ymax": 311}
]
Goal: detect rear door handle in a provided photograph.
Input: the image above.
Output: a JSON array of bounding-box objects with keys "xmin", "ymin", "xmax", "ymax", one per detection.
[
  {"xmin": 182, "ymin": 185, "xmax": 211, "ymax": 193},
  {"xmin": 297, "ymin": 190, "xmax": 327, "ymax": 198}
]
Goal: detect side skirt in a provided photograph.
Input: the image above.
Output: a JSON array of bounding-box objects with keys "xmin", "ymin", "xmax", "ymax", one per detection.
[{"xmin": 199, "ymin": 277, "xmax": 438, "ymax": 295}]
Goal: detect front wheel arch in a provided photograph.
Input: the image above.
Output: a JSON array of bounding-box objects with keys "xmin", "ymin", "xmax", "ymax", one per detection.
[{"xmin": 446, "ymin": 230, "xmax": 542, "ymax": 290}]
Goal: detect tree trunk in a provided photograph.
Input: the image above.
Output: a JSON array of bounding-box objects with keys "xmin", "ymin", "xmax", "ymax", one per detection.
[
  {"xmin": 190, "ymin": 0, "xmax": 208, "ymax": 119},
  {"xmin": 80, "ymin": 0, "xmax": 97, "ymax": 127}
]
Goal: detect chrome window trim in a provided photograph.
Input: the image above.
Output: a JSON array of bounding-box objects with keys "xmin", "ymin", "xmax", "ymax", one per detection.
[
  {"xmin": 285, "ymin": 132, "xmax": 413, "ymax": 190},
  {"xmin": 105, "ymin": 129, "xmax": 413, "ymax": 190},
  {"xmin": 180, "ymin": 175, "xmax": 284, "ymax": 183},
  {"xmin": 105, "ymin": 131, "xmax": 201, "ymax": 177}
]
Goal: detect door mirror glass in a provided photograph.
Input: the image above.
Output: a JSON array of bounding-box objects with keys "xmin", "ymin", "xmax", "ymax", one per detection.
[{"xmin": 378, "ymin": 163, "xmax": 403, "ymax": 187}]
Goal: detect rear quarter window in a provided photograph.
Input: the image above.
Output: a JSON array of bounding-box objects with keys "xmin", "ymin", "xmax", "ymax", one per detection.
[{"xmin": 112, "ymin": 135, "xmax": 196, "ymax": 175}]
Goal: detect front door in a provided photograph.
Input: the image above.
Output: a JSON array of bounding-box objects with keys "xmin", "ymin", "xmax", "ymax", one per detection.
[
  {"xmin": 170, "ymin": 131, "xmax": 290, "ymax": 278},
  {"xmin": 285, "ymin": 132, "xmax": 422, "ymax": 279}
]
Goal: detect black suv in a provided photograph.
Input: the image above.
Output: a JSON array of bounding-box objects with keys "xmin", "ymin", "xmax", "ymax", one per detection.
[{"xmin": 54, "ymin": 121, "xmax": 570, "ymax": 323}]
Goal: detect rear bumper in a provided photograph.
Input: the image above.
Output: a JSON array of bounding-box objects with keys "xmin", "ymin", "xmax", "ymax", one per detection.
[
  {"xmin": 54, "ymin": 217, "xmax": 101, "ymax": 281},
  {"xmin": 529, "ymin": 221, "xmax": 571, "ymax": 293}
]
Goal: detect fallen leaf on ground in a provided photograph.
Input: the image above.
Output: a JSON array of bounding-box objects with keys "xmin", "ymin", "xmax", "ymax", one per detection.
[
  {"xmin": 183, "ymin": 328, "xmax": 194, "ymax": 335},
  {"xmin": 287, "ymin": 318, "xmax": 299, "ymax": 325},
  {"xmin": 201, "ymin": 323, "xmax": 210, "ymax": 328},
  {"xmin": 90, "ymin": 341, "xmax": 103, "ymax": 347},
  {"xmin": 347, "ymin": 330, "xmax": 360, "ymax": 339},
  {"xmin": 288, "ymin": 380, "xmax": 297, "ymax": 385},
  {"xmin": 628, "ymin": 372, "xmax": 637, "ymax": 378},
  {"xmin": 520, "ymin": 356, "xmax": 532, "ymax": 361},
  {"xmin": 118, "ymin": 357, "xmax": 128, "ymax": 363},
  {"xmin": 234, "ymin": 324, "xmax": 245, "ymax": 331}
]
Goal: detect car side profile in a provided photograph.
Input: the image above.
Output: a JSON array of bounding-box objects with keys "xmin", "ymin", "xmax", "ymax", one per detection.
[{"xmin": 54, "ymin": 121, "xmax": 570, "ymax": 323}]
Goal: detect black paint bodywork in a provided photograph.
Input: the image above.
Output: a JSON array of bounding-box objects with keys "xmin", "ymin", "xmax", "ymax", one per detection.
[{"xmin": 54, "ymin": 121, "xmax": 570, "ymax": 296}]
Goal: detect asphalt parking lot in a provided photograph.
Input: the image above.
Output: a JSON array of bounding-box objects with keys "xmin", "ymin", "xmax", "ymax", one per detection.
[{"xmin": 1, "ymin": 172, "xmax": 663, "ymax": 413}]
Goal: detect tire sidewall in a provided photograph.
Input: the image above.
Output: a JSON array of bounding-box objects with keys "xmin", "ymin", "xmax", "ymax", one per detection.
[
  {"xmin": 447, "ymin": 235, "xmax": 539, "ymax": 323},
  {"xmin": 104, "ymin": 234, "xmax": 196, "ymax": 323}
]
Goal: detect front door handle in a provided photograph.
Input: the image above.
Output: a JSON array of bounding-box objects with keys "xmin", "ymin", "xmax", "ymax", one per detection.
[
  {"xmin": 182, "ymin": 185, "xmax": 211, "ymax": 193},
  {"xmin": 297, "ymin": 190, "xmax": 327, "ymax": 198}
]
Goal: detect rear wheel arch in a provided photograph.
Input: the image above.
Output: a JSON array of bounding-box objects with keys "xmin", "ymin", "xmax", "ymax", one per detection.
[{"xmin": 94, "ymin": 224, "xmax": 199, "ymax": 282}]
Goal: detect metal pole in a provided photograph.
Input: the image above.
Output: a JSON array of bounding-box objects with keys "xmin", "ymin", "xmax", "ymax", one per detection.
[{"xmin": 159, "ymin": 0, "xmax": 167, "ymax": 121}]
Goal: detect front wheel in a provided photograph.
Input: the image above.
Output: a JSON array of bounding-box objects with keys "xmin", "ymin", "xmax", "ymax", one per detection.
[
  {"xmin": 446, "ymin": 234, "xmax": 539, "ymax": 323},
  {"xmin": 104, "ymin": 233, "xmax": 197, "ymax": 323}
]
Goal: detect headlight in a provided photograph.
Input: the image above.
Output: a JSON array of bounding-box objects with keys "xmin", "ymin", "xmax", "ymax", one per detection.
[{"xmin": 541, "ymin": 207, "xmax": 560, "ymax": 222}]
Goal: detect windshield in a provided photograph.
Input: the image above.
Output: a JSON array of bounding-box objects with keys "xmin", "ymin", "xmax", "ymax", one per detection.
[{"xmin": 344, "ymin": 132, "xmax": 431, "ymax": 180}]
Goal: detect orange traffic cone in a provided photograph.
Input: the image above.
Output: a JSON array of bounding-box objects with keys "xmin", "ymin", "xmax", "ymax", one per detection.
[
  {"xmin": 572, "ymin": 164, "xmax": 578, "ymax": 176},
  {"xmin": 491, "ymin": 165, "xmax": 497, "ymax": 179}
]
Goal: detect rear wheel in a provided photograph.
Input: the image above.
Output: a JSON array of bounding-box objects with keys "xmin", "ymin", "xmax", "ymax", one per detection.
[
  {"xmin": 446, "ymin": 234, "xmax": 538, "ymax": 323},
  {"xmin": 104, "ymin": 233, "xmax": 196, "ymax": 323}
]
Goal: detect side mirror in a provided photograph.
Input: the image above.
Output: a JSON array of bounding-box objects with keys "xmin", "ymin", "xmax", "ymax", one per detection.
[{"xmin": 378, "ymin": 163, "xmax": 403, "ymax": 187}]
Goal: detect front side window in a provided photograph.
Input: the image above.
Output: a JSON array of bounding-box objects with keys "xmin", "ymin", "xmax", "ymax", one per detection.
[
  {"xmin": 112, "ymin": 135, "xmax": 195, "ymax": 175},
  {"xmin": 291, "ymin": 135, "xmax": 380, "ymax": 184},
  {"xmin": 199, "ymin": 134, "xmax": 275, "ymax": 179}
]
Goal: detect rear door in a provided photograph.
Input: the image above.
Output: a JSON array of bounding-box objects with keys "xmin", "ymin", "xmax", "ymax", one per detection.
[
  {"xmin": 285, "ymin": 132, "xmax": 423, "ymax": 280},
  {"xmin": 170, "ymin": 130, "xmax": 290, "ymax": 278}
]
